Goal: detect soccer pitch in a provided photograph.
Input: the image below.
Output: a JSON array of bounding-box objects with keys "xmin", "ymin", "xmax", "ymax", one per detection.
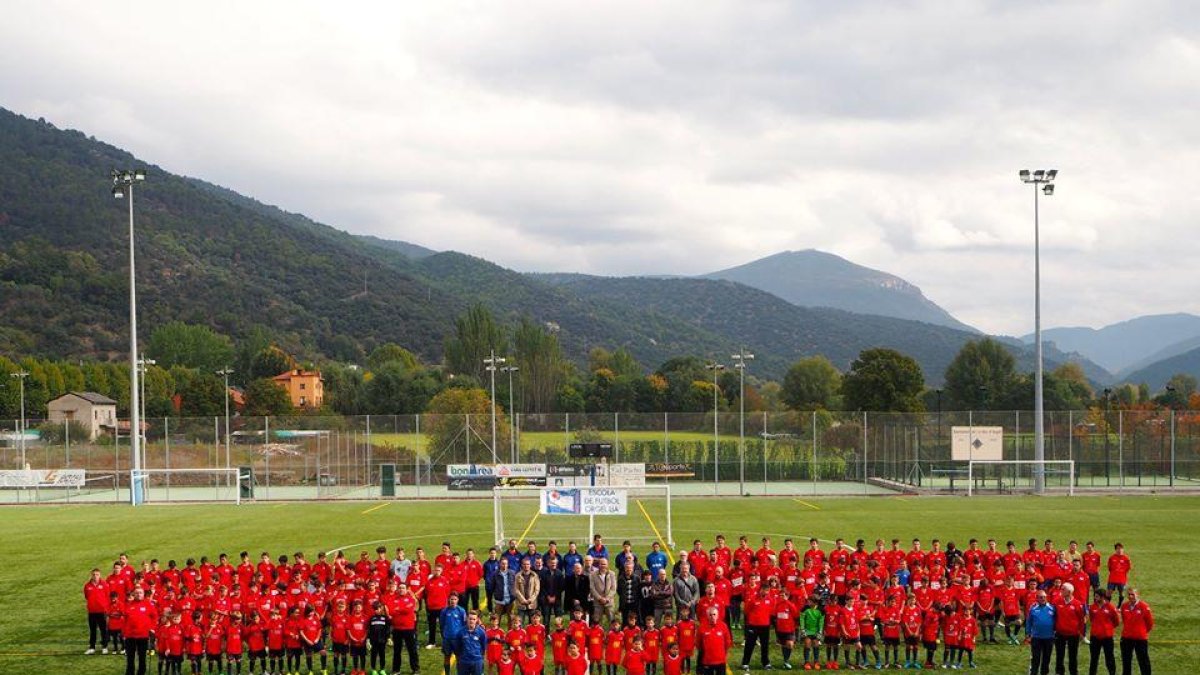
[{"xmin": 2, "ymin": 496, "xmax": 1197, "ymax": 674}]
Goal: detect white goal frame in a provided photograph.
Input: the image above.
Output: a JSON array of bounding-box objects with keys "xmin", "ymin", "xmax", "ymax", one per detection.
[
  {"xmin": 493, "ymin": 485, "xmax": 674, "ymax": 549},
  {"xmin": 131, "ymin": 468, "xmax": 251, "ymax": 505},
  {"xmin": 966, "ymin": 460, "xmax": 1075, "ymax": 497}
]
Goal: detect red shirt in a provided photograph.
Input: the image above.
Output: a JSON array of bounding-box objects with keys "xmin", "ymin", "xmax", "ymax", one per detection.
[
  {"xmin": 1089, "ymin": 601, "xmax": 1120, "ymax": 639},
  {"xmin": 205, "ymin": 624, "xmax": 225, "ymax": 655},
  {"xmin": 605, "ymin": 628, "xmax": 624, "ymax": 665},
  {"xmin": 698, "ymin": 620, "xmax": 732, "ymax": 666},
  {"xmin": 84, "ymin": 580, "xmax": 110, "ymax": 613},
  {"xmin": 348, "ymin": 614, "xmax": 368, "ymax": 646},
  {"xmin": 1053, "ymin": 598, "xmax": 1087, "ymax": 637},
  {"xmin": 123, "ymin": 600, "xmax": 158, "ymax": 639},
  {"xmin": 187, "ymin": 624, "xmax": 205, "ymax": 655},
  {"xmin": 1107, "ymin": 554, "xmax": 1131, "ymax": 585},
  {"xmin": 387, "ymin": 594, "xmax": 418, "ymax": 630},
  {"xmin": 774, "ymin": 598, "xmax": 798, "ymax": 634},
  {"xmin": 246, "ymin": 623, "xmax": 265, "ymax": 652},
  {"xmin": 623, "ymin": 649, "xmax": 647, "ymax": 675},
  {"xmin": 486, "ymin": 627, "xmax": 505, "ymax": 664},
  {"xmin": 664, "ymin": 653, "xmax": 683, "ymax": 675},
  {"xmin": 1120, "ymin": 601, "xmax": 1153, "ymax": 640},
  {"xmin": 425, "ymin": 576, "xmax": 450, "ymax": 610},
  {"xmin": 566, "ymin": 654, "xmax": 588, "ymax": 675},
  {"xmin": 551, "ymin": 629, "xmax": 569, "ymax": 665},
  {"xmin": 587, "ymin": 624, "xmax": 605, "ymax": 661},
  {"xmin": 329, "ymin": 612, "xmax": 349, "ymax": 644},
  {"xmin": 518, "ymin": 651, "xmax": 544, "ymax": 675}
]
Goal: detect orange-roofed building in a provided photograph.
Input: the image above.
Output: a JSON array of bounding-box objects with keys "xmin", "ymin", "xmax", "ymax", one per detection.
[{"xmin": 271, "ymin": 369, "xmax": 324, "ymax": 409}]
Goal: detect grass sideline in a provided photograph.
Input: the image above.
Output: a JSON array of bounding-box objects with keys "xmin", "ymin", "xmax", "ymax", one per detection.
[{"xmin": 1, "ymin": 497, "xmax": 1197, "ymax": 674}]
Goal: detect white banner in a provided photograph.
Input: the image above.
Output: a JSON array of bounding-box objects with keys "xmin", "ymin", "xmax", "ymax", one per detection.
[
  {"xmin": 951, "ymin": 426, "xmax": 1004, "ymax": 461},
  {"xmin": 540, "ymin": 487, "xmax": 628, "ymax": 515},
  {"xmin": 595, "ymin": 462, "xmax": 645, "ymax": 487},
  {"xmin": 0, "ymin": 469, "xmax": 86, "ymax": 488},
  {"xmin": 446, "ymin": 463, "xmax": 546, "ymax": 478}
]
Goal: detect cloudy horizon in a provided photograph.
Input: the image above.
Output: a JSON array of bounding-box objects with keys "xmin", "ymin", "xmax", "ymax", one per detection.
[{"xmin": 2, "ymin": 1, "xmax": 1196, "ymax": 335}]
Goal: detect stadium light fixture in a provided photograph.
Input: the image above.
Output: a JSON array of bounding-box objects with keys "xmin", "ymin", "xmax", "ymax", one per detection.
[
  {"xmin": 216, "ymin": 367, "xmax": 234, "ymax": 469},
  {"xmin": 1018, "ymin": 168, "xmax": 1057, "ymax": 494},
  {"xmin": 706, "ymin": 363, "xmax": 725, "ymax": 495},
  {"xmin": 500, "ymin": 365, "xmax": 520, "ymax": 462},
  {"xmin": 10, "ymin": 371, "xmax": 29, "ymax": 469},
  {"xmin": 483, "ymin": 350, "xmax": 507, "ymax": 463}
]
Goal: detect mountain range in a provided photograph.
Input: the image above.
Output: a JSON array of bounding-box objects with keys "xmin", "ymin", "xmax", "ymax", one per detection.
[{"xmin": 1, "ymin": 107, "xmax": 1194, "ymax": 389}]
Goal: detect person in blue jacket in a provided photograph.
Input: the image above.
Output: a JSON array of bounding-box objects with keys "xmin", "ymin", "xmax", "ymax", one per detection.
[
  {"xmin": 440, "ymin": 593, "xmax": 467, "ymax": 675},
  {"xmin": 454, "ymin": 611, "xmax": 487, "ymax": 675},
  {"xmin": 1026, "ymin": 590, "xmax": 1057, "ymax": 675},
  {"xmin": 563, "ymin": 542, "xmax": 583, "ymax": 571},
  {"xmin": 645, "ymin": 541, "xmax": 669, "ymax": 579}
]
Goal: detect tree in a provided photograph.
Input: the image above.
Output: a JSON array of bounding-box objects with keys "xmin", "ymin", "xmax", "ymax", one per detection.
[
  {"xmin": 146, "ymin": 321, "xmax": 235, "ymax": 373},
  {"xmin": 512, "ymin": 318, "xmax": 566, "ymax": 413},
  {"xmin": 249, "ymin": 345, "xmax": 296, "ymax": 380},
  {"xmin": 243, "ymin": 378, "xmax": 294, "ymax": 416},
  {"xmin": 178, "ymin": 373, "xmax": 224, "ymax": 417},
  {"xmin": 365, "ymin": 362, "xmax": 443, "ymax": 414},
  {"xmin": 943, "ymin": 338, "xmax": 1018, "ymax": 410},
  {"xmin": 323, "ymin": 364, "xmax": 366, "ymax": 415},
  {"xmin": 781, "ymin": 356, "xmax": 842, "ymax": 410},
  {"xmin": 444, "ymin": 304, "xmax": 507, "ymax": 384},
  {"xmin": 1157, "ymin": 373, "xmax": 1197, "ymax": 408},
  {"xmin": 424, "ymin": 387, "xmax": 510, "ymax": 459},
  {"xmin": 367, "ymin": 343, "xmax": 420, "ymax": 371},
  {"xmin": 1052, "ymin": 362, "xmax": 1094, "ymax": 401},
  {"xmin": 842, "ymin": 348, "xmax": 925, "ymax": 412}
]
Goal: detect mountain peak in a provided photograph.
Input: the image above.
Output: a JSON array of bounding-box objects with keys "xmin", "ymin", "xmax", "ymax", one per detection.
[{"xmin": 701, "ymin": 250, "xmax": 974, "ymax": 332}]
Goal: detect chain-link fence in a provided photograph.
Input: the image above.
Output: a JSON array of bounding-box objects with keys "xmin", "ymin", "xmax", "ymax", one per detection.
[{"xmin": 1, "ymin": 409, "xmax": 1196, "ymax": 502}]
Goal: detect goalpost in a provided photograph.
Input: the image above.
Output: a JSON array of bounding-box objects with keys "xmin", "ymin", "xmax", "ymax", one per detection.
[
  {"xmin": 967, "ymin": 460, "xmax": 1075, "ymax": 496},
  {"xmin": 493, "ymin": 485, "xmax": 674, "ymax": 550},
  {"xmin": 131, "ymin": 468, "xmax": 251, "ymax": 504}
]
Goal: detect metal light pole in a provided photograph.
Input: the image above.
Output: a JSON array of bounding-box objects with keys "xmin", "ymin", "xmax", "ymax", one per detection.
[
  {"xmin": 217, "ymin": 368, "xmax": 234, "ymax": 469},
  {"xmin": 484, "ymin": 350, "xmax": 506, "ymax": 463},
  {"xmin": 113, "ymin": 169, "xmax": 147, "ymax": 505},
  {"xmin": 10, "ymin": 371, "xmax": 28, "ymax": 469},
  {"xmin": 706, "ymin": 362, "xmax": 725, "ymax": 494},
  {"xmin": 731, "ymin": 348, "xmax": 754, "ymax": 495},
  {"xmin": 1020, "ymin": 168, "xmax": 1056, "ymax": 494},
  {"xmin": 138, "ymin": 358, "xmax": 155, "ymax": 473},
  {"xmin": 501, "ymin": 365, "xmax": 519, "ymax": 462}
]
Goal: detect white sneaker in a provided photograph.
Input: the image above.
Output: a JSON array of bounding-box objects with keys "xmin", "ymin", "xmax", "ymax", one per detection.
[
  {"xmin": 102, "ymin": 648, "xmax": 109, "ymax": 654},
  {"xmin": 85, "ymin": 648, "xmax": 96, "ymax": 655}
]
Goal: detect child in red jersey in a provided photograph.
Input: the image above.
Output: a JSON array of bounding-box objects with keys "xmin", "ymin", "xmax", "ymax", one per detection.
[
  {"xmin": 499, "ymin": 646, "xmax": 518, "ymax": 675},
  {"xmin": 920, "ymin": 605, "xmax": 941, "ymax": 669},
  {"xmin": 329, "ymin": 600, "xmax": 351, "ymax": 675},
  {"xmin": 519, "ymin": 643, "xmax": 545, "ymax": 675},
  {"xmin": 568, "ymin": 609, "xmax": 590, "ymax": 652},
  {"xmin": 551, "ymin": 616, "xmax": 570, "ymax": 675},
  {"xmin": 663, "ymin": 643, "xmax": 683, "ymax": 675},
  {"xmin": 488, "ymin": 614, "xmax": 508, "ymax": 675},
  {"xmin": 901, "ymin": 595, "xmax": 922, "ymax": 668},
  {"xmin": 940, "ymin": 605, "xmax": 960, "ymax": 669},
  {"xmin": 107, "ymin": 591, "xmax": 126, "ymax": 654},
  {"xmin": 587, "ymin": 619, "xmax": 605, "ymax": 673},
  {"xmin": 203, "ymin": 611, "xmax": 224, "ymax": 675},
  {"xmin": 822, "ymin": 599, "xmax": 842, "ymax": 669},
  {"xmin": 284, "ymin": 606, "xmax": 304, "ymax": 674},
  {"xmin": 839, "ymin": 599, "xmax": 863, "ymax": 670},
  {"xmin": 956, "ymin": 606, "xmax": 977, "ymax": 669},
  {"xmin": 225, "ymin": 611, "xmax": 244, "ymax": 675},
  {"xmin": 301, "ymin": 605, "xmax": 328, "ymax": 675},
  {"xmin": 528, "ymin": 612, "xmax": 548, "ymax": 659},
  {"xmin": 606, "ymin": 619, "xmax": 626, "ymax": 675},
  {"xmin": 641, "ymin": 616, "xmax": 661, "ymax": 675},
  {"xmin": 857, "ymin": 599, "xmax": 880, "ymax": 669},
  {"xmin": 164, "ymin": 612, "xmax": 186, "ymax": 675},
  {"xmin": 879, "ymin": 595, "xmax": 902, "ymax": 669},
  {"xmin": 565, "ymin": 643, "xmax": 589, "ymax": 675},
  {"xmin": 773, "ymin": 592, "xmax": 798, "ymax": 668},
  {"xmin": 244, "ymin": 613, "xmax": 266, "ymax": 675},
  {"xmin": 265, "ymin": 608, "xmax": 285, "ymax": 675},
  {"xmin": 623, "ymin": 636, "xmax": 647, "ymax": 675},
  {"xmin": 348, "ymin": 600, "xmax": 370, "ymax": 675},
  {"xmin": 675, "ymin": 607, "xmax": 696, "ymax": 674},
  {"xmin": 186, "ymin": 611, "xmax": 205, "ymax": 675},
  {"xmin": 508, "ymin": 615, "xmax": 529, "ymax": 655}
]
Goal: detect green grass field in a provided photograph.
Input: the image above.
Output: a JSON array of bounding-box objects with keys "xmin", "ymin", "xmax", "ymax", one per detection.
[
  {"xmin": 370, "ymin": 430, "xmax": 724, "ymax": 454},
  {"xmin": 2, "ymin": 496, "xmax": 1197, "ymax": 674}
]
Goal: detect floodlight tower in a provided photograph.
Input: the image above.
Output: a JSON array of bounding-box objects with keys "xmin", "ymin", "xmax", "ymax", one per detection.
[
  {"xmin": 112, "ymin": 169, "xmax": 147, "ymax": 505},
  {"xmin": 1019, "ymin": 168, "xmax": 1056, "ymax": 494}
]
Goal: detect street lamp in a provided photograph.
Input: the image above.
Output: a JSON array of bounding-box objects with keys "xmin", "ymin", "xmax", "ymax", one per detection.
[
  {"xmin": 483, "ymin": 350, "xmax": 506, "ymax": 463},
  {"xmin": 731, "ymin": 348, "xmax": 754, "ymax": 495},
  {"xmin": 10, "ymin": 371, "xmax": 28, "ymax": 469},
  {"xmin": 113, "ymin": 169, "xmax": 146, "ymax": 505},
  {"xmin": 1020, "ymin": 167, "xmax": 1057, "ymax": 494},
  {"xmin": 706, "ymin": 362, "xmax": 725, "ymax": 495},
  {"xmin": 1102, "ymin": 388, "xmax": 1113, "ymax": 486},
  {"xmin": 217, "ymin": 368, "xmax": 234, "ymax": 469},
  {"xmin": 500, "ymin": 365, "xmax": 519, "ymax": 462}
]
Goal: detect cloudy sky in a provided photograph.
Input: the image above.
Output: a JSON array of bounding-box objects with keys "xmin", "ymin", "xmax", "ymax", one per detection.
[{"xmin": 2, "ymin": 1, "xmax": 1196, "ymax": 335}]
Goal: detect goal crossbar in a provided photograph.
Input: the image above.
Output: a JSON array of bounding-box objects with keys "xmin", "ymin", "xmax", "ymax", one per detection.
[
  {"xmin": 492, "ymin": 485, "xmax": 673, "ymax": 549},
  {"xmin": 131, "ymin": 468, "xmax": 251, "ymax": 505},
  {"xmin": 966, "ymin": 460, "xmax": 1075, "ymax": 497}
]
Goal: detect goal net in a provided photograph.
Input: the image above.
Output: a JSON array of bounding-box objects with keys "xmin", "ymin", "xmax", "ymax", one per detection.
[
  {"xmin": 494, "ymin": 485, "xmax": 674, "ymax": 550},
  {"xmin": 967, "ymin": 460, "xmax": 1076, "ymax": 496},
  {"xmin": 131, "ymin": 468, "xmax": 250, "ymax": 504}
]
